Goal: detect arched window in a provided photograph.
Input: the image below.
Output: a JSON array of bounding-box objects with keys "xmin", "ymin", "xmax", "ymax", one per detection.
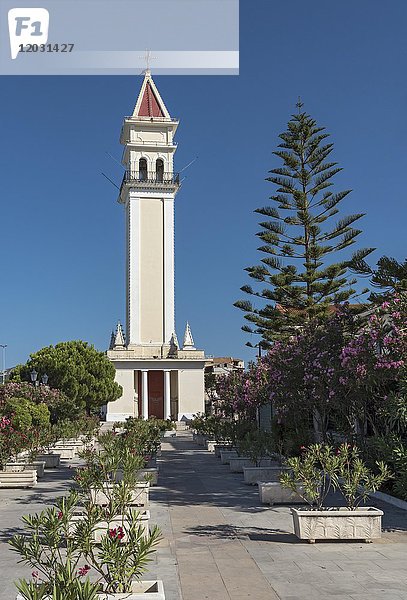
[
  {"xmin": 139, "ymin": 158, "xmax": 148, "ymax": 181},
  {"xmin": 156, "ymin": 159, "xmax": 164, "ymax": 183}
]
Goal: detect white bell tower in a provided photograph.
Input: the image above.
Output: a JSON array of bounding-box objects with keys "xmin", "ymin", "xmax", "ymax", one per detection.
[
  {"xmin": 119, "ymin": 70, "xmax": 179, "ymax": 349},
  {"xmin": 105, "ymin": 71, "xmax": 206, "ymax": 423}
]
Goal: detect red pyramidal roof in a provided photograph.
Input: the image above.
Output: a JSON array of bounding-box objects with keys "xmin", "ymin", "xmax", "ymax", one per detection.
[{"xmin": 138, "ymin": 81, "xmax": 165, "ymax": 117}]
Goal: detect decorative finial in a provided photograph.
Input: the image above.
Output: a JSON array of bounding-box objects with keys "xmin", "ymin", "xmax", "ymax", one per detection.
[
  {"xmin": 114, "ymin": 321, "xmax": 126, "ymax": 348},
  {"xmin": 182, "ymin": 322, "xmax": 196, "ymax": 350},
  {"xmin": 169, "ymin": 332, "xmax": 179, "ymax": 356},
  {"xmin": 296, "ymin": 96, "xmax": 304, "ymax": 113},
  {"xmin": 139, "ymin": 49, "xmax": 157, "ymax": 75},
  {"xmin": 109, "ymin": 331, "xmax": 115, "ymax": 350}
]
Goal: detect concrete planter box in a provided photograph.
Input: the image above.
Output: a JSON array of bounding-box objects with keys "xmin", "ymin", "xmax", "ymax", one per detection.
[
  {"xmin": 0, "ymin": 469, "xmax": 37, "ymax": 488},
  {"xmin": 291, "ymin": 506, "xmax": 384, "ymax": 543},
  {"xmin": 229, "ymin": 458, "xmax": 277, "ymax": 473},
  {"xmin": 258, "ymin": 482, "xmax": 306, "ymax": 506},
  {"xmin": 90, "ymin": 483, "xmax": 150, "ymax": 508},
  {"xmin": 192, "ymin": 433, "xmax": 207, "ymax": 446},
  {"xmin": 98, "ymin": 580, "xmax": 165, "ymax": 599},
  {"xmin": 162, "ymin": 430, "xmax": 176, "ymax": 438},
  {"xmin": 243, "ymin": 466, "xmax": 286, "ymax": 485},
  {"xmin": 5, "ymin": 461, "xmax": 46, "ymax": 478},
  {"xmin": 54, "ymin": 440, "xmax": 85, "ymax": 456},
  {"xmin": 214, "ymin": 444, "xmax": 233, "ymax": 458},
  {"xmin": 115, "ymin": 467, "xmax": 158, "ymax": 486},
  {"xmin": 49, "ymin": 446, "xmax": 75, "ymax": 460},
  {"xmin": 220, "ymin": 450, "xmax": 239, "ymax": 464},
  {"xmin": 17, "ymin": 580, "xmax": 165, "ymax": 600},
  {"xmin": 69, "ymin": 510, "xmax": 150, "ymax": 542},
  {"xmin": 36, "ymin": 453, "xmax": 61, "ymax": 468},
  {"xmin": 137, "ymin": 468, "xmax": 158, "ymax": 486}
]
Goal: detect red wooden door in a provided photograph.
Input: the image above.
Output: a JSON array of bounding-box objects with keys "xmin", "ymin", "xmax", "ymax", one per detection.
[{"xmin": 148, "ymin": 371, "xmax": 164, "ymax": 419}]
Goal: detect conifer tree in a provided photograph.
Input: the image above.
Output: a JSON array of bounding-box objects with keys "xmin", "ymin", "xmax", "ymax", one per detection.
[
  {"xmin": 235, "ymin": 103, "xmax": 373, "ymax": 344},
  {"xmin": 353, "ymin": 255, "xmax": 407, "ymax": 304}
]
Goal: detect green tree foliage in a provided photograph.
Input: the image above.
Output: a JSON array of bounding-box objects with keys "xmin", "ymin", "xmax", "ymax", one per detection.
[
  {"xmin": 235, "ymin": 105, "xmax": 373, "ymax": 343},
  {"xmin": 352, "ymin": 255, "xmax": 407, "ymax": 304},
  {"xmin": 3, "ymin": 397, "xmax": 50, "ymax": 431},
  {"xmin": 12, "ymin": 341, "xmax": 122, "ymax": 415}
]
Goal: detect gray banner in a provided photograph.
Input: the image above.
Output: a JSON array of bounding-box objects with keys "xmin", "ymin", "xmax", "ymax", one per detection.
[{"xmin": 1, "ymin": 0, "xmax": 239, "ymax": 74}]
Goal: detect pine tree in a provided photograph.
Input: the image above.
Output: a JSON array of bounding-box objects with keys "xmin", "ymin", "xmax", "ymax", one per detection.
[
  {"xmin": 235, "ymin": 103, "xmax": 373, "ymax": 344},
  {"xmin": 352, "ymin": 255, "xmax": 407, "ymax": 304}
]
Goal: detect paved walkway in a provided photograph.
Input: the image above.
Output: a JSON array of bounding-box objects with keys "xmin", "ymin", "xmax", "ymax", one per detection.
[
  {"xmin": 0, "ymin": 435, "xmax": 406, "ymax": 600},
  {"xmin": 149, "ymin": 432, "xmax": 407, "ymax": 600}
]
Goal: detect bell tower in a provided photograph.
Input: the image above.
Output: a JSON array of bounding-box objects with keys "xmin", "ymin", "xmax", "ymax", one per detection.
[
  {"xmin": 106, "ymin": 72, "xmax": 206, "ymax": 423},
  {"xmin": 119, "ymin": 70, "xmax": 179, "ymax": 350}
]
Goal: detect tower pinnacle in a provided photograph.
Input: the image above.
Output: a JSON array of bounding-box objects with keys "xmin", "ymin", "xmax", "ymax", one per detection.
[{"xmin": 182, "ymin": 322, "xmax": 196, "ymax": 350}]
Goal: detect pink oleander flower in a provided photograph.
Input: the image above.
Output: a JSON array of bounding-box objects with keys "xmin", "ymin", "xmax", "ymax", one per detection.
[{"xmin": 78, "ymin": 565, "xmax": 91, "ymax": 577}]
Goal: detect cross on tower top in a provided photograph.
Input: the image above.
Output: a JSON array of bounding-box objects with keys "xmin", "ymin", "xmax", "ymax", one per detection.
[{"xmin": 140, "ymin": 49, "xmax": 157, "ymax": 75}]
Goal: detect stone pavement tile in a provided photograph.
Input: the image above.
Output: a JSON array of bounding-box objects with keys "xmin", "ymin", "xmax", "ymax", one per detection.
[
  {"xmin": 350, "ymin": 595, "xmax": 407, "ymax": 600},
  {"xmin": 269, "ymin": 581, "xmax": 326, "ymax": 598},
  {"xmin": 314, "ymin": 582, "xmax": 369, "ymax": 596},
  {"xmin": 281, "ymin": 597, "xmax": 353, "ymax": 600},
  {"xmin": 293, "ymin": 559, "xmax": 346, "ymax": 571}
]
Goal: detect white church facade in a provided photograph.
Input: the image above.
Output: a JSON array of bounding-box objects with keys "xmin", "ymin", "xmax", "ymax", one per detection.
[{"xmin": 104, "ymin": 71, "xmax": 206, "ymax": 422}]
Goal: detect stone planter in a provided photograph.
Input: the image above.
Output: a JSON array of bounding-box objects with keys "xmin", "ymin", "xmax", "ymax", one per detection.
[
  {"xmin": 137, "ymin": 468, "xmax": 158, "ymax": 486},
  {"xmin": 17, "ymin": 579, "xmax": 165, "ymax": 600},
  {"xmin": 30, "ymin": 461, "xmax": 46, "ymax": 478},
  {"xmin": 192, "ymin": 433, "xmax": 208, "ymax": 446},
  {"xmin": 214, "ymin": 444, "xmax": 233, "ymax": 458},
  {"xmin": 258, "ymin": 482, "xmax": 306, "ymax": 506},
  {"xmin": 90, "ymin": 482, "xmax": 150, "ymax": 508},
  {"xmin": 243, "ymin": 466, "xmax": 287, "ymax": 485},
  {"xmin": 99, "ymin": 580, "xmax": 165, "ymax": 599},
  {"xmin": 36, "ymin": 453, "xmax": 61, "ymax": 468},
  {"xmin": 220, "ymin": 450, "xmax": 239, "ymax": 464},
  {"xmin": 5, "ymin": 461, "xmax": 46, "ymax": 478},
  {"xmin": 291, "ymin": 506, "xmax": 384, "ymax": 543},
  {"xmin": 69, "ymin": 510, "xmax": 150, "ymax": 542},
  {"xmin": 49, "ymin": 446, "xmax": 75, "ymax": 460},
  {"xmin": 114, "ymin": 467, "xmax": 158, "ymax": 486},
  {"xmin": 162, "ymin": 430, "xmax": 176, "ymax": 438},
  {"xmin": 54, "ymin": 439, "xmax": 85, "ymax": 456},
  {"xmin": 0, "ymin": 469, "xmax": 37, "ymax": 488},
  {"xmin": 229, "ymin": 458, "xmax": 276, "ymax": 473}
]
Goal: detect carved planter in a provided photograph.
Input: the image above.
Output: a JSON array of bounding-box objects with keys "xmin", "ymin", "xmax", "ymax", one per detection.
[
  {"xmin": 0, "ymin": 469, "xmax": 37, "ymax": 488},
  {"xmin": 98, "ymin": 580, "xmax": 165, "ymax": 599},
  {"xmin": 90, "ymin": 483, "xmax": 150, "ymax": 507},
  {"xmin": 220, "ymin": 450, "xmax": 239, "ymax": 464},
  {"xmin": 5, "ymin": 461, "xmax": 46, "ymax": 478},
  {"xmin": 205, "ymin": 440, "xmax": 217, "ymax": 452},
  {"xmin": 115, "ymin": 467, "xmax": 158, "ymax": 486},
  {"xmin": 258, "ymin": 482, "xmax": 306, "ymax": 506},
  {"xmin": 49, "ymin": 446, "xmax": 75, "ymax": 459},
  {"xmin": 243, "ymin": 466, "xmax": 287, "ymax": 485},
  {"xmin": 230, "ymin": 458, "xmax": 276, "ymax": 474},
  {"xmin": 137, "ymin": 468, "xmax": 158, "ymax": 486},
  {"xmin": 214, "ymin": 444, "xmax": 233, "ymax": 458},
  {"xmin": 17, "ymin": 580, "xmax": 165, "ymax": 600},
  {"xmin": 291, "ymin": 506, "xmax": 384, "ymax": 543},
  {"xmin": 36, "ymin": 453, "xmax": 61, "ymax": 468},
  {"xmin": 69, "ymin": 510, "xmax": 150, "ymax": 542}
]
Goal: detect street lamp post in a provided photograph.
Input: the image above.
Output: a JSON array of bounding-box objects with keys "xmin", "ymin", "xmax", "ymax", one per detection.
[
  {"xmin": 0, "ymin": 344, "xmax": 7, "ymax": 384},
  {"xmin": 30, "ymin": 369, "xmax": 49, "ymax": 387}
]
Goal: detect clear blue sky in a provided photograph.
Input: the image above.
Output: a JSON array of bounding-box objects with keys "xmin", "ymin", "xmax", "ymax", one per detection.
[{"xmin": 1, "ymin": 0, "xmax": 407, "ymax": 369}]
